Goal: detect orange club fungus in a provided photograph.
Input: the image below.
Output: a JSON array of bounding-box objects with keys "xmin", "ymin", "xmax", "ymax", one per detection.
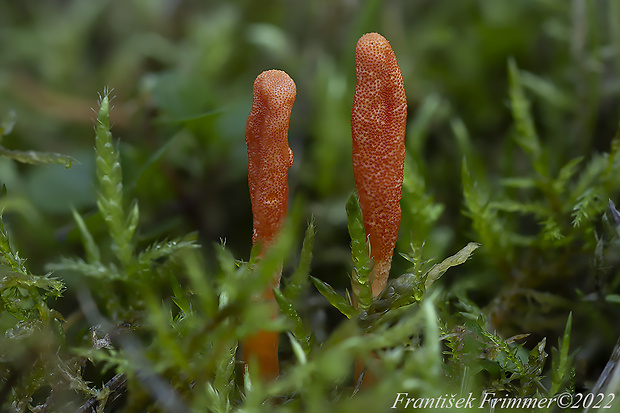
[
  {"xmin": 242, "ymin": 69, "xmax": 296, "ymax": 379},
  {"xmin": 246, "ymin": 70, "xmax": 296, "ymax": 252},
  {"xmin": 351, "ymin": 32, "xmax": 407, "ymax": 298}
]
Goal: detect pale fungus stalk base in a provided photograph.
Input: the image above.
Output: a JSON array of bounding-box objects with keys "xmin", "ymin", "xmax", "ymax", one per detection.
[{"xmin": 240, "ymin": 287, "xmax": 280, "ymax": 380}]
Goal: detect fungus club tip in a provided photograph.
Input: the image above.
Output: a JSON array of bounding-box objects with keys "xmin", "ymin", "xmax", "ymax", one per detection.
[
  {"xmin": 253, "ymin": 70, "xmax": 296, "ymax": 103},
  {"xmin": 355, "ymin": 32, "xmax": 390, "ymax": 56}
]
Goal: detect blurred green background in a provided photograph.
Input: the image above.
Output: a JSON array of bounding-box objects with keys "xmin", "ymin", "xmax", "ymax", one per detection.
[{"xmin": 1, "ymin": 0, "xmax": 620, "ymax": 392}]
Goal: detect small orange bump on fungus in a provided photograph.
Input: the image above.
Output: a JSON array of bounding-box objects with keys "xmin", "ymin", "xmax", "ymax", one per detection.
[
  {"xmin": 351, "ymin": 32, "xmax": 407, "ymax": 298},
  {"xmin": 242, "ymin": 69, "xmax": 296, "ymax": 380}
]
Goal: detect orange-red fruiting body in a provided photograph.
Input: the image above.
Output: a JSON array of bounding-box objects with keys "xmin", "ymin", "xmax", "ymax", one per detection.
[
  {"xmin": 243, "ymin": 69, "xmax": 296, "ymax": 380},
  {"xmin": 351, "ymin": 33, "xmax": 407, "ymax": 297},
  {"xmin": 245, "ymin": 69, "xmax": 296, "ymax": 255}
]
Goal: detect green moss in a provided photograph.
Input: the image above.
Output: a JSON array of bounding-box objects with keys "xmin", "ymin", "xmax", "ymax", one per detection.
[{"xmin": 1, "ymin": 1, "xmax": 620, "ymax": 411}]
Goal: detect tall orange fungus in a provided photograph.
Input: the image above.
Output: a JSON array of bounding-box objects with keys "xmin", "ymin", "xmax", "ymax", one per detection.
[{"xmin": 351, "ymin": 33, "xmax": 407, "ymax": 297}]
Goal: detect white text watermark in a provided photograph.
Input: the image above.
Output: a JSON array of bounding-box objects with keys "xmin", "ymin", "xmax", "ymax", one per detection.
[{"xmin": 391, "ymin": 391, "xmax": 616, "ymax": 409}]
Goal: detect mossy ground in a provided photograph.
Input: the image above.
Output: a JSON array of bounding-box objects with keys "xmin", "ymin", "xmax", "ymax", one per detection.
[{"xmin": 1, "ymin": 1, "xmax": 620, "ymax": 411}]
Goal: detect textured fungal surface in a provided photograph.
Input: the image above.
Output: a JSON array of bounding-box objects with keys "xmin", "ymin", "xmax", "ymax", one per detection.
[
  {"xmin": 351, "ymin": 32, "xmax": 407, "ymax": 296},
  {"xmin": 243, "ymin": 69, "xmax": 296, "ymax": 380},
  {"xmin": 245, "ymin": 69, "xmax": 296, "ymax": 250}
]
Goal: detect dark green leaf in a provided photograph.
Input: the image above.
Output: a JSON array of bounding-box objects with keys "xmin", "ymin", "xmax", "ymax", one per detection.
[{"xmin": 311, "ymin": 276, "xmax": 356, "ymax": 319}]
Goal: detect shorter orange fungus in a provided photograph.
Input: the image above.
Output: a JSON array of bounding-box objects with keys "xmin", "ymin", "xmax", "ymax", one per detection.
[
  {"xmin": 245, "ymin": 69, "xmax": 296, "ymax": 256},
  {"xmin": 242, "ymin": 69, "xmax": 296, "ymax": 380}
]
